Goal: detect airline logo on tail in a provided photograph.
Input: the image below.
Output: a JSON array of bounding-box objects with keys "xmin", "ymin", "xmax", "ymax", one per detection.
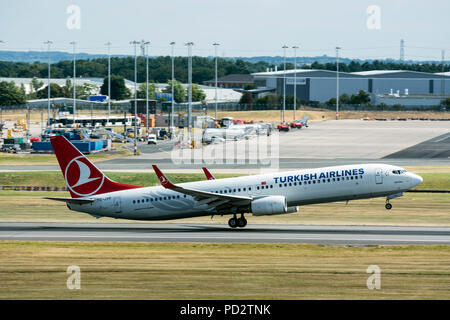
[
  {"xmin": 51, "ymin": 135, "xmax": 142, "ymax": 198},
  {"xmin": 65, "ymin": 156, "xmax": 105, "ymax": 197}
]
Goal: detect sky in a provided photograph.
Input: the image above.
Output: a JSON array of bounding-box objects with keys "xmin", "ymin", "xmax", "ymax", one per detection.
[{"xmin": 1, "ymin": 0, "xmax": 449, "ymax": 61}]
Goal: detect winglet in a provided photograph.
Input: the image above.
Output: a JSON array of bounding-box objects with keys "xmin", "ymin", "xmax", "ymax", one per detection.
[
  {"xmin": 152, "ymin": 165, "xmax": 177, "ymax": 189},
  {"xmin": 202, "ymin": 167, "xmax": 215, "ymax": 180}
]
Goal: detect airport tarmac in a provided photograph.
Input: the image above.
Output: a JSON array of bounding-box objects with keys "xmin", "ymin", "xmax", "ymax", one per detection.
[
  {"xmin": 1, "ymin": 222, "xmax": 449, "ymax": 246},
  {"xmin": 1, "ymin": 120, "xmax": 447, "ymax": 172},
  {"xmin": 134, "ymin": 120, "xmax": 450, "ymax": 158},
  {"xmin": 97, "ymin": 120, "xmax": 450, "ymax": 170},
  {"xmin": 385, "ymin": 132, "xmax": 450, "ymax": 159}
]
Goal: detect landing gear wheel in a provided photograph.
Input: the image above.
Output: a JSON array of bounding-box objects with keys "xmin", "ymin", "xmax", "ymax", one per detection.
[
  {"xmin": 228, "ymin": 217, "xmax": 238, "ymax": 228},
  {"xmin": 237, "ymin": 217, "xmax": 247, "ymax": 228},
  {"xmin": 385, "ymin": 203, "xmax": 392, "ymax": 210}
]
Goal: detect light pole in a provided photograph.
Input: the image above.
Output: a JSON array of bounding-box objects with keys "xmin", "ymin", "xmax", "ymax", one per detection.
[
  {"xmin": 0, "ymin": 41, "xmax": 3, "ymax": 133},
  {"xmin": 292, "ymin": 45, "xmax": 299, "ymax": 120},
  {"xmin": 185, "ymin": 42, "xmax": 194, "ymax": 143},
  {"xmin": 442, "ymin": 50, "xmax": 446, "ymax": 98},
  {"xmin": 170, "ymin": 42, "xmax": 175, "ymax": 136},
  {"xmin": 213, "ymin": 43, "xmax": 220, "ymax": 120},
  {"xmin": 105, "ymin": 42, "xmax": 111, "ymax": 124},
  {"xmin": 336, "ymin": 46, "xmax": 341, "ymax": 120},
  {"xmin": 282, "ymin": 45, "xmax": 288, "ymax": 123},
  {"xmin": 70, "ymin": 42, "xmax": 77, "ymax": 127},
  {"xmin": 141, "ymin": 40, "xmax": 150, "ymax": 141},
  {"xmin": 44, "ymin": 40, "xmax": 52, "ymax": 127},
  {"xmin": 130, "ymin": 40, "xmax": 140, "ymax": 156}
]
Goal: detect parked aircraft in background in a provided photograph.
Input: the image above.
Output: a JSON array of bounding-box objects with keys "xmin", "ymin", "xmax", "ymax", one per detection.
[{"xmin": 46, "ymin": 135, "xmax": 423, "ymax": 228}]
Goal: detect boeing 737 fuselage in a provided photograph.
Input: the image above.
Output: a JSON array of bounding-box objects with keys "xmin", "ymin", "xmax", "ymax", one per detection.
[{"xmin": 47, "ymin": 135, "xmax": 423, "ymax": 228}]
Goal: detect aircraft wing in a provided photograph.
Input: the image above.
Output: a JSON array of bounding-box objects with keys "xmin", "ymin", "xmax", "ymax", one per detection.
[
  {"xmin": 44, "ymin": 197, "xmax": 94, "ymax": 204},
  {"xmin": 152, "ymin": 165, "xmax": 252, "ymax": 210}
]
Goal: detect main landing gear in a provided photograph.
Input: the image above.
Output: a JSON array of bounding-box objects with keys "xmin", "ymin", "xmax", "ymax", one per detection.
[{"xmin": 228, "ymin": 214, "xmax": 247, "ymax": 228}]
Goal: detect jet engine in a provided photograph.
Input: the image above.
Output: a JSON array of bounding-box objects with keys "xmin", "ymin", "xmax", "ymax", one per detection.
[{"xmin": 251, "ymin": 196, "xmax": 291, "ymax": 216}]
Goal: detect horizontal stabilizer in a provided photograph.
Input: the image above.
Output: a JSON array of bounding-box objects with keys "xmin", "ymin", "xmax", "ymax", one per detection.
[{"xmin": 44, "ymin": 197, "xmax": 94, "ymax": 204}]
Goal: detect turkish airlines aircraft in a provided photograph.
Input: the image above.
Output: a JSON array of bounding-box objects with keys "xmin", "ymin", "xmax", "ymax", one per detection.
[{"xmin": 46, "ymin": 135, "xmax": 423, "ymax": 228}]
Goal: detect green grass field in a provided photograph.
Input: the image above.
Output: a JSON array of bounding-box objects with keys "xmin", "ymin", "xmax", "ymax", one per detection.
[
  {"xmin": 0, "ymin": 171, "xmax": 240, "ymax": 187},
  {"xmin": 0, "ymin": 241, "xmax": 448, "ymax": 299},
  {"xmin": 0, "ymin": 170, "xmax": 448, "ymax": 300}
]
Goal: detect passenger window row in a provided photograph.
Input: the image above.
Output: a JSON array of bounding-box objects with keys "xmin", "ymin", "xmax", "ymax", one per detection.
[
  {"xmin": 215, "ymin": 187, "xmax": 247, "ymax": 194},
  {"xmin": 279, "ymin": 175, "xmax": 363, "ymax": 187},
  {"xmin": 133, "ymin": 174, "xmax": 364, "ymax": 204},
  {"xmin": 213, "ymin": 185, "xmax": 274, "ymax": 194},
  {"xmin": 133, "ymin": 194, "xmax": 187, "ymax": 204}
]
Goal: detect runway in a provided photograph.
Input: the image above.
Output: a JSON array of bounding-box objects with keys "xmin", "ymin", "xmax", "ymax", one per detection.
[{"xmin": 1, "ymin": 222, "xmax": 449, "ymax": 245}]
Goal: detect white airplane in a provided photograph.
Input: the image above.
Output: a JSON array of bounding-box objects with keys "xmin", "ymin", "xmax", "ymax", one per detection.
[{"xmin": 46, "ymin": 135, "xmax": 423, "ymax": 228}]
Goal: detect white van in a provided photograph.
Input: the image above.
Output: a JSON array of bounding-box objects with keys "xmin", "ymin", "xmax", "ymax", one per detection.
[{"xmin": 147, "ymin": 134, "xmax": 157, "ymax": 144}]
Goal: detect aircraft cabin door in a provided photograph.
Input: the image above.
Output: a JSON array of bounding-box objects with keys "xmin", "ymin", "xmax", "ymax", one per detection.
[
  {"xmin": 113, "ymin": 197, "xmax": 122, "ymax": 213},
  {"xmin": 375, "ymin": 169, "xmax": 383, "ymax": 184}
]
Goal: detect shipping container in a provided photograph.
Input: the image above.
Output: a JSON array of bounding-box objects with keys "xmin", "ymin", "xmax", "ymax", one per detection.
[
  {"xmin": 32, "ymin": 141, "xmax": 53, "ymax": 151},
  {"xmin": 72, "ymin": 141, "xmax": 91, "ymax": 153},
  {"xmin": 32, "ymin": 141, "xmax": 92, "ymax": 153},
  {"xmin": 89, "ymin": 141, "xmax": 103, "ymax": 151}
]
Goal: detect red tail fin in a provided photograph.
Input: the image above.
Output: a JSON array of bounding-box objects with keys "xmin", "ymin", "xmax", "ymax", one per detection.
[{"xmin": 50, "ymin": 135, "xmax": 141, "ymax": 198}]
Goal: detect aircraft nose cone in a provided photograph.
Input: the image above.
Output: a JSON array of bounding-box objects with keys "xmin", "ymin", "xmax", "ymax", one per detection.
[{"xmin": 412, "ymin": 174, "xmax": 423, "ymax": 187}]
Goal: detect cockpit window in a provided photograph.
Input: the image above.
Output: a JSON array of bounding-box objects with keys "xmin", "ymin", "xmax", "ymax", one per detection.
[{"xmin": 392, "ymin": 169, "xmax": 407, "ymax": 175}]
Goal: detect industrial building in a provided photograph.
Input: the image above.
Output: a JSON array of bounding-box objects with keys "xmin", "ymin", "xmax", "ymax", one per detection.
[
  {"xmin": 203, "ymin": 74, "xmax": 254, "ymax": 89},
  {"xmin": 251, "ymin": 69, "xmax": 450, "ymax": 106}
]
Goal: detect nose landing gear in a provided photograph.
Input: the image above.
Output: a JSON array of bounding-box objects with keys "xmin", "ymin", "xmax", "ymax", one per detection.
[
  {"xmin": 384, "ymin": 192, "xmax": 403, "ymax": 210},
  {"xmin": 228, "ymin": 214, "xmax": 247, "ymax": 228},
  {"xmin": 385, "ymin": 192, "xmax": 403, "ymax": 210}
]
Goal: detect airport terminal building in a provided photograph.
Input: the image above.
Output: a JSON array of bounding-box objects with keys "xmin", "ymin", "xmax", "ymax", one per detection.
[{"xmin": 251, "ymin": 69, "xmax": 450, "ymax": 106}]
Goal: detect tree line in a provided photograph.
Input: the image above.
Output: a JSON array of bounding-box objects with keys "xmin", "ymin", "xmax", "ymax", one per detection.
[
  {"xmin": 1, "ymin": 55, "xmax": 449, "ymax": 107},
  {"xmin": 0, "ymin": 57, "xmax": 269, "ymax": 84},
  {"xmin": 1, "ymin": 56, "xmax": 448, "ymax": 85}
]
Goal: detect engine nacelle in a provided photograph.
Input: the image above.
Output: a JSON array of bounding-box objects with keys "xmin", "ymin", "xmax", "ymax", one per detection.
[
  {"xmin": 286, "ymin": 206, "xmax": 298, "ymax": 213},
  {"xmin": 251, "ymin": 196, "xmax": 288, "ymax": 216}
]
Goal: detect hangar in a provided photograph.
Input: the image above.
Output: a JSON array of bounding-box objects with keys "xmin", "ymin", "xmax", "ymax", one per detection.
[{"xmin": 251, "ymin": 69, "xmax": 450, "ymax": 105}]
